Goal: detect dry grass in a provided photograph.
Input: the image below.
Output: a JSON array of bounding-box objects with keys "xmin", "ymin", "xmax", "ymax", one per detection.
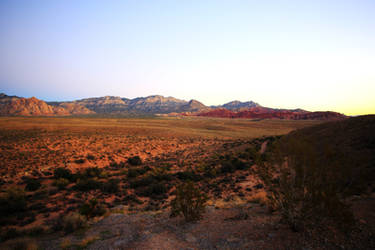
[
  {"xmin": 248, "ymin": 191, "xmax": 268, "ymax": 206},
  {"xmin": 0, "ymin": 116, "xmax": 320, "ymax": 139}
]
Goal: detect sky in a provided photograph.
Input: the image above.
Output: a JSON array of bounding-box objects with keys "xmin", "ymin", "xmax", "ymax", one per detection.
[{"xmin": 0, "ymin": 0, "xmax": 374, "ymax": 115}]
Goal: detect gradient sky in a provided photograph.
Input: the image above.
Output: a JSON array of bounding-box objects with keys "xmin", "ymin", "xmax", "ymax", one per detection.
[{"xmin": 0, "ymin": 0, "xmax": 374, "ymax": 115}]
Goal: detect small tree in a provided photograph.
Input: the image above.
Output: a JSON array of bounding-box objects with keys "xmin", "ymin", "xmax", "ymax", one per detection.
[{"xmin": 170, "ymin": 181, "xmax": 208, "ymax": 222}]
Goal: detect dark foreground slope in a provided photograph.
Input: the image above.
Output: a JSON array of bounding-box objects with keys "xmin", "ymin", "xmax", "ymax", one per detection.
[{"xmin": 281, "ymin": 114, "xmax": 375, "ymax": 193}]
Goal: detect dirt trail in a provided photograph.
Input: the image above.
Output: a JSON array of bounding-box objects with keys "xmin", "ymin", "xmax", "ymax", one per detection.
[
  {"xmin": 260, "ymin": 140, "xmax": 268, "ymax": 154},
  {"xmin": 37, "ymin": 204, "xmax": 301, "ymax": 250}
]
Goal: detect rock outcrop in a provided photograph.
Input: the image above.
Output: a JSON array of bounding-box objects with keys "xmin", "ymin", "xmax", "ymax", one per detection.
[
  {"xmin": 196, "ymin": 107, "xmax": 347, "ymax": 120},
  {"xmin": 0, "ymin": 94, "xmax": 69, "ymax": 116}
]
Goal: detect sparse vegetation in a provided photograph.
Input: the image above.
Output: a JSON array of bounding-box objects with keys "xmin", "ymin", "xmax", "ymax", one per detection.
[
  {"xmin": 25, "ymin": 178, "xmax": 41, "ymax": 191},
  {"xmin": 53, "ymin": 167, "xmax": 73, "ymax": 181},
  {"xmin": 100, "ymin": 178, "xmax": 120, "ymax": 193},
  {"xmin": 53, "ymin": 178, "xmax": 70, "ymax": 190},
  {"xmin": 0, "ymin": 187, "xmax": 27, "ymax": 217},
  {"xmin": 127, "ymin": 156, "xmax": 142, "ymax": 166},
  {"xmin": 170, "ymin": 181, "xmax": 208, "ymax": 222},
  {"xmin": 256, "ymin": 130, "xmax": 360, "ymax": 232},
  {"xmin": 60, "ymin": 212, "xmax": 87, "ymax": 233},
  {"xmin": 79, "ymin": 198, "xmax": 106, "ymax": 219},
  {"xmin": 0, "ymin": 116, "xmax": 373, "ymax": 248}
]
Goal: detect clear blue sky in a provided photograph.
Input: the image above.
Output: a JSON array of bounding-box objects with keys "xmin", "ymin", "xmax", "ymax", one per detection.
[{"xmin": 1, "ymin": 0, "xmax": 374, "ymax": 115}]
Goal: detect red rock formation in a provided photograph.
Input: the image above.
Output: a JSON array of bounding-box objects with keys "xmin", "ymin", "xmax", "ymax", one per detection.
[{"xmin": 196, "ymin": 107, "xmax": 346, "ymax": 120}]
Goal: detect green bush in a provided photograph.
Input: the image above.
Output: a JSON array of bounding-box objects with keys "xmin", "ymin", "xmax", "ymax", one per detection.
[
  {"xmin": 80, "ymin": 167, "xmax": 102, "ymax": 178},
  {"xmin": 170, "ymin": 181, "xmax": 208, "ymax": 222},
  {"xmin": 127, "ymin": 167, "xmax": 147, "ymax": 178},
  {"xmin": 127, "ymin": 156, "xmax": 142, "ymax": 166},
  {"xmin": 86, "ymin": 154, "xmax": 95, "ymax": 160},
  {"xmin": 136, "ymin": 182, "xmax": 167, "ymax": 198},
  {"xmin": 220, "ymin": 157, "xmax": 247, "ymax": 173},
  {"xmin": 62, "ymin": 212, "xmax": 87, "ymax": 233},
  {"xmin": 79, "ymin": 199, "xmax": 106, "ymax": 219},
  {"xmin": 176, "ymin": 171, "xmax": 201, "ymax": 181},
  {"xmin": 129, "ymin": 175, "xmax": 154, "ymax": 188},
  {"xmin": 54, "ymin": 167, "xmax": 73, "ymax": 181},
  {"xmin": 25, "ymin": 178, "xmax": 41, "ymax": 191},
  {"xmin": 74, "ymin": 159, "xmax": 86, "ymax": 164},
  {"xmin": 53, "ymin": 178, "xmax": 70, "ymax": 190},
  {"xmin": 0, "ymin": 188, "xmax": 27, "ymax": 217},
  {"xmin": 75, "ymin": 178, "xmax": 101, "ymax": 192},
  {"xmin": 100, "ymin": 179, "xmax": 120, "ymax": 194}
]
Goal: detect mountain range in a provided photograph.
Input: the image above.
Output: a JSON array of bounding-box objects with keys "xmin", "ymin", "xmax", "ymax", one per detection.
[{"xmin": 0, "ymin": 93, "xmax": 346, "ymax": 120}]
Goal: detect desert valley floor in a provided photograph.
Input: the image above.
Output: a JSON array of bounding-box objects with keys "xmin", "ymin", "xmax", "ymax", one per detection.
[{"xmin": 0, "ymin": 117, "xmax": 374, "ymax": 249}]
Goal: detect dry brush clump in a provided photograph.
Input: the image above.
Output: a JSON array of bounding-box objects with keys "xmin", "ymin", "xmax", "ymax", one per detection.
[
  {"xmin": 170, "ymin": 181, "xmax": 208, "ymax": 222},
  {"xmin": 256, "ymin": 136, "xmax": 355, "ymax": 232}
]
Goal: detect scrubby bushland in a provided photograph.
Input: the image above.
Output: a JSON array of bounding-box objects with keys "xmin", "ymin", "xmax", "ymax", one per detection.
[
  {"xmin": 86, "ymin": 154, "xmax": 95, "ymax": 160},
  {"xmin": 136, "ymin": 182, "xmax": 167, "ymax": 198},
  {"xmin": 79, "ymin": 198, "xmax": 106, "ymax": 219},
  {"xmin": 80, "ymin": 167, "xmax": 102, "ymax": 178},
  {"xmin": 53, "ymin": 212, "xmax": 87, "ymax": 233},
  {"xmin": 220, "ymin": 155, "xmax": 248, "ymax": 174},
  {"xmin": 130, "ymin": 173, "xmax": 169, "ymax": 199},
  {"xmin": 74, "ymin": 158, "xmax": 86, "ymax": 164},
  {"xmin": 53, "ymin": 167, "xmax": 74, "ymax": 181},
  {"xmin": 127, "ymin": 166, "xmax": 150, "ymax": 178},
  {"xmin": 170, "ymin": 181, "xmax": 208, "ymax": 222},
  {"xmin": 127, "ymin": 156, "xmax": 142, "ymax": 166},
  {"xmin": 0, "ymin": 188, "xmax": 27, "ymax": 217},
  {"xmin": 175, "ymin": 171, "xmax": 201, "ymax": 181},
  {"xmin": 255, "ymin": 125, "xmax": 367, "ymax": 232},
  {"xmin": 74, "ymin": 178, "xmax": 101, "ymax": 192},
  {"xmin": 100, "ymin": 178, "xmax": 120, "ymax": 194},
  {"xmin": 53, "ymin": 178, "xmax": 70, "ymax": 190},
  {"xmin": 25, "ymin": 178, "xmax": 41, "ymax": 191}
]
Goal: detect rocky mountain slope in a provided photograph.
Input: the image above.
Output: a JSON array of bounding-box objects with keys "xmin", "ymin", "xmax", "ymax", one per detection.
[
  {"xmin": 216, "ymin": 100, "xmax": 260, "ymax": 110},
  {"xmin": 0, "ymin": 93, "xmax": 347, "ymax": 120},
  {"xmin": 0, "ymin": 94, "xmax": 69, "ymax": 116}
]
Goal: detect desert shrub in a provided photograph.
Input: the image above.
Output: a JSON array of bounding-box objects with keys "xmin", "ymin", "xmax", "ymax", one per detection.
[
  {"xmin": 54, "ymin": 167, "xmax": 73, "ymax": 181},
  {"xmin": 61, "ymin": 212, "xmax": 87, "ymax": 233},
  {"xmin": 25, "ymin": 178, "xmax": 41, "ymax": 191},
  {"xmin": 25, "ymin": 226, "xmax": 45, "ymax": 236},
  {"xmin": 74, "ymin": 178, "xmax": 101, "ymax": 192},
  {"xmin": 170, "ymin": 181, "xmax": 208, "ymax": 222},
  {"xmin": 256, "ymin": 137, "xmax": 354, "ymax": 232},
  {"xmin": 176, "ymin": 171, "xmax": 201, "ymax": 181},
  {"xmin": 220, "ymin": 157, "xmax": 247, "ymax": 174},
  {"xmin": 129, "ymin": 175, "xmax": 155, "ymax": 188},
  {"xmin": 100, "ymin": 179, "xmax": 120, "ymax": 194},
  {"xmin": 136, "ymin": 182, "xmax": 167, "ymax": 198},
  {"xmin": 0, "ymin": 188, "xmax": 27, "ymax": 217},
  {"xmin": 86, "ymin": 154, "xmax": 95, "ymax": 160},
  {"xmin": 0, "ymin": 236, "xmax": 39, "ymax": 249},
  {"xmin": 80, "ymin": 167, "xmax": 102, "ymax": 178},
  {"xmin": 127, "ymin": 156, "xmax": 142, "ymax": 166},
  {"xmin": 79, "ymin": 199, "xmax": 106, "ymax": 219},
  {"xmin": 74, "ymin": 158, "xmax": 86, "ymax": 164},
  {"xmin": 109, "ymin": 161, "xmax": 126, "ymax": 169},
  {"xmin": 0, "ymin": 227, "xmax": 21, "ymax": 242},
  {"xmin": 127, "ymin": 167, "xmax": 147, "ymax": 178},
  {"xmin": 53, "ymin": 178, "xmax": 70, "ymax": 190},
  {"xmin": 202, "ymin": 165, "xmax": 218, "ymax": 178}
]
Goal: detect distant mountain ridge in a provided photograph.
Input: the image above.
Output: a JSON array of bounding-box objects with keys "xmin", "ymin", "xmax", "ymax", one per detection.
[{"xmin": 0, "ymin": 93, "xmax": 347, "ymax": 120}]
